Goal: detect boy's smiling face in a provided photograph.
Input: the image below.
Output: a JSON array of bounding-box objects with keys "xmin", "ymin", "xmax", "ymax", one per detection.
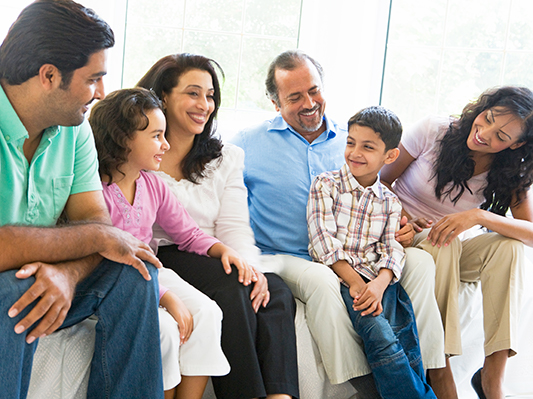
[{"xmin": 345, "ymin": 124, "xmax": 399, "ymax": 187}]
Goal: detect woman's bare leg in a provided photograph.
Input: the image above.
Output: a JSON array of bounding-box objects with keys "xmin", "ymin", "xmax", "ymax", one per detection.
[
  {"xmin": 480, "ymin": 350, "xmax": 508, "ymax": 399},
  {"xmin": 427, "ymin": 358, "xmax": 458, "ymax": 399}
]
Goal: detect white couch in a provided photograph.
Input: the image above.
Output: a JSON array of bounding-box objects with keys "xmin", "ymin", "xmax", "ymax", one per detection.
[{"xmin": 28, "ymin": 261, "xmax": 533, "ymax": 399}]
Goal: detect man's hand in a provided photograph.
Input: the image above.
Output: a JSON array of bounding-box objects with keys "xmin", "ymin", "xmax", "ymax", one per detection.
[
  {"xmin": 250, "ymin": 269, "xmax": 270, "ymax": 312},
  {"xmin": 8, "ymin": 261, "xmax": 77, "ymax": 344},
  {"xmin": 99, "ymin": 225, "xmax": 162, "ymax": 280}
]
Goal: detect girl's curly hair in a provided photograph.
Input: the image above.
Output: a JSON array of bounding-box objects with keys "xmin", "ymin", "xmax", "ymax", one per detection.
[
  {"xmin": 433, "ymin": 86, "xmax": 533, "ymax": 215},
  {"xmin": 89, "ymin": 87, "xmax": 163, "ymax": 183}
]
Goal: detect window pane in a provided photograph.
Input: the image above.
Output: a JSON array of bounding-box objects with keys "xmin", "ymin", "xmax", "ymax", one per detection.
[
  {"xmin": 503, "ymin": 52, "xmax": 533, "ymax": 88},
  {"xmin": 185, "ymin": 0, "xmax": 243, "ymax": 33},
  {"xmin": 381, "ymin": 47, "xmax": 440, "ymax": 124},
  {"xmin": 388, "ymin": 0, "xmax": 447, "ymax": 47},
  {"xmin": 182, "ymin": 31, "xmax": 241, "ymax": 108},
  {"xmin": 445, "ymin": 0, "xmax": 510, "ymax": 49},
  {"xmin": 383, "ymin": 0, "xmax": 533, "ymax": 127},
  {"xmin": 238, "ymin": 37, "xmax": 297, "ymax": 111},
  {"xmin": 122, "ymin": 26, "xmax": 182, "ymax": 87},
  {"xmin": 126, "ymin": 0, "xmax": 184, "ymax": 26},
  {"xmin": 508, "ymin": 0, "xmax": 533, "ymax": 51},
  {"xmin": 438, "ymin": 51, "xmax": 503, "ymax": 115},
  {"xmin": 244, "ymin": 0, "xmax": 301, "ymax": 37}
]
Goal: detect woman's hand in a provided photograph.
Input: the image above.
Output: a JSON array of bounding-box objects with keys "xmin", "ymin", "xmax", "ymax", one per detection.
[
  {"xmin": 249, "ymin": 269, "xmax": 270, "ymax": 312},
  {"xmin": 208, "ymin": 243, "xmax": 258, "ymax": 286},
  {"xmin": 409, "ymin": 217, "xmax": 433, "ymax": 232},
  {"xmin": 427, "ymin": 209, "xmax": 482, "ymax": 247},
  {"xmin": 160, "ymin": 291, "xmax": 193, "ymax": 345}
]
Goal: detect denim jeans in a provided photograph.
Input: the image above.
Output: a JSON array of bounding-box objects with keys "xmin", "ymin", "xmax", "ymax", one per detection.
[
  {"xmin": 341, "ymin": 282, "xmax": 436, "ymax": 399},
  {"xmin": 0, "ymin": 260, "xmax": 163, "ymax": 399}
]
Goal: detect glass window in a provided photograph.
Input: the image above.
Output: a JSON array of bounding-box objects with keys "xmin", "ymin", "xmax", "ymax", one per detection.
[{"xmin": 382, "ymin": 0, "xmax": 533, "ymax": 127}]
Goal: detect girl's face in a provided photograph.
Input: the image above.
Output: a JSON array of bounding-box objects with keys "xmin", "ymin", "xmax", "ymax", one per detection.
[
  {"xmin": 162, "ymin": 68, "xmax": 215, "ymax": 138},
  {"xmin": 467, "ymin": 107, "xmax": 525, "ymax": 154},
  {"xmin": 127, "ymin": 108, "xmax": 169, "ymax": 173}
]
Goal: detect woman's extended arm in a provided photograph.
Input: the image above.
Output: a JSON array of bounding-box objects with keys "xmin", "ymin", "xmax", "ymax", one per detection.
[
  {"xmin": 427, "ymin": 190, "xmax": 533, "ymax": 247},
  {"xmin": 380, "ymin": 143, "xmax": 433, "ymax": 244},
  {"xmin": 380, "ymin": 143, "xmax": 416, "ymax": 191}
]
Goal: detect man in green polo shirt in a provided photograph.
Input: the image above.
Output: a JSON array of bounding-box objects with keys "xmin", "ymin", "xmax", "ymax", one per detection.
[{"xmin": 0, "ymin": 1, "xmax": 164, "ymax": 398}]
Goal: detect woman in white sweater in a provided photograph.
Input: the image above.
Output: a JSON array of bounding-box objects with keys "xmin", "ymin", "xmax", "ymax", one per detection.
[{"xmin": 137, "ymin": 53, "xmax": 299, "ymax": 399}]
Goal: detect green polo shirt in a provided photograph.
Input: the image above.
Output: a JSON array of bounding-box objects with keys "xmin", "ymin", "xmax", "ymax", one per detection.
[{"xmin": 0, "ymin": 85, "xmax": 102, "ymax": 227}]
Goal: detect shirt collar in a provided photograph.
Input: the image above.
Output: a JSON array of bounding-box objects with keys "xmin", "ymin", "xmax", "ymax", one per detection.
[
  {"xmin": 268, "ymin": 113, "xmax": 337, "ymax": 141},
  {"xmin": 339, "ymin": 163, "xmax": 384, "ymax": 198},
  {"xmin": 0, "ymin": 85, "xmax": 29, "ymax": 142},
  {"xmin": 0, "ymin": 85, "xmax": 60, "ymax": 143}
]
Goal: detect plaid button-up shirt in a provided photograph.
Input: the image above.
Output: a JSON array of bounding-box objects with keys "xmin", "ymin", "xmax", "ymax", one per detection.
[{"xmin": 307, "ymin": 164, "xmax": 405, "ymax": 284}]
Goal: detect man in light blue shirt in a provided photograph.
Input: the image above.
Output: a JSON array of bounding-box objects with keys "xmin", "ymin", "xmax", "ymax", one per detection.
[
  {"xmin": 0, "ymin": 2, "xmax": 164, "ymax": 398},
  {"xmin": 233, "ymin": 50, "xmax": 449, "ymax": 397}
]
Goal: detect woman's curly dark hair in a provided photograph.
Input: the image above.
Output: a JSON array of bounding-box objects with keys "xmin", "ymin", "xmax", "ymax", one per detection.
[
  {"xmin": 89, "ymin": 87, "xmax": 163, "ymax": 183},
  {"xmin": 433, "ymin": 86, "xmax": 533, "ymax": 215},
  {"xmin": 136, "ymin": 53, "xmax": 224, "ymax": 183}
]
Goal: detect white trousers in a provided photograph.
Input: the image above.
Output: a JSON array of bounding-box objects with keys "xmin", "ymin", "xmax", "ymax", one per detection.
[
  {"xmin": 158, "ymin": 267, "xmax": 230, "ymax": 390},
  {"xmin": 262, "ymin": 250, "xmax": 445, "ymax": 385}
]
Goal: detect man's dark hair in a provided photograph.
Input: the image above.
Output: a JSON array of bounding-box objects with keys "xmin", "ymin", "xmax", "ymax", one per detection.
[
  {"xmin": 265, "ymin": 50, "xmax": 324, "ymax": 107},
  {"xmin": 0, "ymin": 0, "xmax": 114, "ymax": 87},
  {"xmin": 348, "ymin": 106, "xmax": 403, "ymax": 151}
]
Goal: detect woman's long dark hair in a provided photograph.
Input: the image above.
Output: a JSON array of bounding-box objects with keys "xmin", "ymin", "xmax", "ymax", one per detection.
[
  {"xmin": 433, "ymin": 86, "xmax": 533, "ymax": 215},
  {"xmin": 136, "ymin": 53, "xmax": 223, "ymax": 183}
]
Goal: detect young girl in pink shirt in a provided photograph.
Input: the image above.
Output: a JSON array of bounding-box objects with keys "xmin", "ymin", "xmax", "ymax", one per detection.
[{"xmin": 89, "ymin": 88, "xmax": 256, "ymax": 399}]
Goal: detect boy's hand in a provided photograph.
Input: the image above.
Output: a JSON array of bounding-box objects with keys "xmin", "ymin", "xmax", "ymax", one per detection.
[
  {"xmin": 160, "ymin": 291, "xmax": 193, "ymax": 345},
  {"xmin": 208, "ymin": 243, "xmax": 257, "ymax": 286},
  {"xmin": 353, "ymin": 269, "xmax": 393, "ymax": 317},
  {"xmin": 352, "ymin": 280, "xmax": 385, "ymax": 316},
  {"xmin": 348, "ymin": 279, "xmax": 366, "ymax": 302}
]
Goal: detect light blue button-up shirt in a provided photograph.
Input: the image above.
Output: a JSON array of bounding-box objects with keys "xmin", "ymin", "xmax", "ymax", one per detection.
[
  {"xmin": 232, "ymin": 114, "xmax": 347, "ymax": 260},
  {"xmin": 0, "ymin": 85, "xmax": 102, "ymax": 227}
]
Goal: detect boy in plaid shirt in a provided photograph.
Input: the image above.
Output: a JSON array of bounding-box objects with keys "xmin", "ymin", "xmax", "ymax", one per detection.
[{"xmin": 307, "ymin": 106, "xmax": 436, "ymax": 399}]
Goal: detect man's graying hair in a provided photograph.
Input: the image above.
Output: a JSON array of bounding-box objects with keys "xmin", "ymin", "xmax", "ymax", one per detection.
[{"xmin": 265, "ymin": 50, "xmax": 324, "ymax": 107}]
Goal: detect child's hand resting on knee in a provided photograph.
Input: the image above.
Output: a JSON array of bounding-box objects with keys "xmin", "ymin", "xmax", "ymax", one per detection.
[
  {"xmin": 352, "ymin": 269, "xmax": 393, "ymax": 317},
  {"xmin": 160, "ymin": 290, "xmax": 193, "ymax": 345}
]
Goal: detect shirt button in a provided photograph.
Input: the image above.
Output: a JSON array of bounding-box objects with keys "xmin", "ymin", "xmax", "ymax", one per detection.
[
  {"xmin": 5, "ymin": 135, "xmax": 10, "ymax": 141},
  {"xmin": 309, "ymin": 147, "xmax": 314, "ymax": 151}
]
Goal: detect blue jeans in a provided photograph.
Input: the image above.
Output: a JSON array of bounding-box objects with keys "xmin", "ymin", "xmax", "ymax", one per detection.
[
  {"xmin": 341, "ymin": 282, "xmax": 436, "ymax": 399},
  {"xmin": 0, "ymin": 260, "xmax": 163, "ymax": 399}
]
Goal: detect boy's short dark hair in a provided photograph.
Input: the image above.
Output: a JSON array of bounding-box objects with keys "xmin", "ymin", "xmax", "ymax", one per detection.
[
  {"xmin": 0, "ymin": 0, "xmax": 114, "ymax": 87},
  {"xmin": 348, "ymin": 106, "xmax": 402, "ymax": 151}
]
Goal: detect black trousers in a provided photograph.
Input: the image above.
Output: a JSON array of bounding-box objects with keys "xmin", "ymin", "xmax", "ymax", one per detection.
[{"xmin": 157, "ymin": 246, "xmax": 299, "ymax": 399}]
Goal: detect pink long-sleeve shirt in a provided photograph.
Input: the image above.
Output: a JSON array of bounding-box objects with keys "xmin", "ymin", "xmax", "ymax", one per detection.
[{"xmin": 102, "ymin": 170, "xmax": 220, "ymax": 298}]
